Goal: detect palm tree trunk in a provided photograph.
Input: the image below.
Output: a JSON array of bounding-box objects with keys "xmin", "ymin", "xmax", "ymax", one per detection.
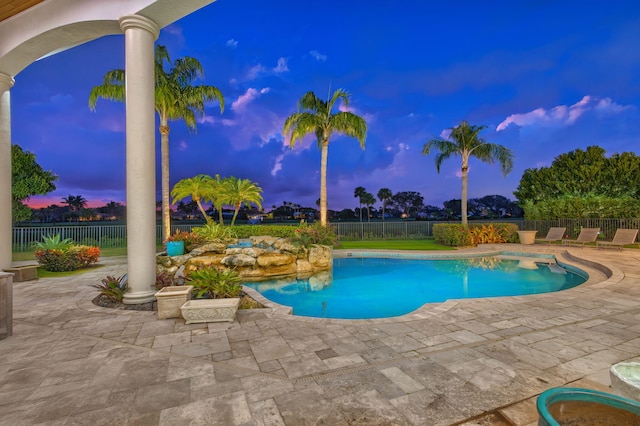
[
  {"xmin": 160, "ymin": 121, "xmax": 171, "ymax": 240},
  {"xmin": 319, "ymin": 141, "xmax": 329, "ymax": 227},
  {"xmin": 461, "ymin": 163, "xmax": 469, "ymax": 226},
  {"xmin": 231, "ymin": 204, "xmax": 240, "ymax": 226},
  {"xmin": 195, "ymin": 199, "xmax": 211, "ymax": 223}
]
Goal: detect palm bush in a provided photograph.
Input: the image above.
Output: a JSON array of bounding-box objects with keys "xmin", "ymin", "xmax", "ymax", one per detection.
[
  {"xmin": 192, "ymin": 222, "xmax": 237, "ymax": 243},
  {"xmin": 187, "ymin": 267, "xmax": 242, "ymax": 299},
  {"xmin": 92, "ymin": 275, "xmax": 128, "ymax": 302}
]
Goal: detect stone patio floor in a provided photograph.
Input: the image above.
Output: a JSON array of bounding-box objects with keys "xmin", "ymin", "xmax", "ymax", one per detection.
[{"xmin": 1, "ymin": 244, "xmax": 640, "ymax": 425}]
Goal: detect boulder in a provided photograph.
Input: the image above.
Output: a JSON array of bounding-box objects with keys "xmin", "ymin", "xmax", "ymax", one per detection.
[
  {"xmin": 296, "ymin": 259, "xmax": 314, "ymax": 275},
  {"xmin": 187, "ymin": 254, "xmax": 225, "ymax": 269},
  {"xmin": 257, "ymin": 253, "xmax": 296, "ymax": 267},
  {"xmin": 222, "ymin": 254, "xmax": 256, "ymax": 267},
  {"xmin": 309, "ymin": 245, "xmax": 332, "ymax": 268},
  {"xmin": 189, "ymin": 242, "xmax": 227, "ymax": 256}
]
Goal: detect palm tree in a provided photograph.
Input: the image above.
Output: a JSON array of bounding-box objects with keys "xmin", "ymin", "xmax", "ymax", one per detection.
[
  {"xmin": 354, "ymin": 186, "xmax": 366, "ymax": 222},
  {"xmin": 220, "ymin": 177, "xmax": 263, "ymax": 226},
  {"xmin": 61, "ymin": 194, "xmax": 87, "ymax": 212},
  {"xmin": 422, "ymin": 120, "xmax": 513, "ymax": 225},
  {"xmin": 210, "ymin": 174, "xmax": 228, "ymax": 225},
  {"xmin": 170, "ymin": 174, "xmax": 216, "ymax": 223},
  {"xmin": 361, "ymin": 192, "xmax": 376, "ymax": 222},
  {"xmin": 377, "ymin": 188, "xmax": 392, "ymax": 222},
  {"xmin": 89, "ymin": 45, "xmax": 224, "ymax": 240},
  {"xmin": 283, "ymin": 89, "xmax": 367, "ymax": 227}
]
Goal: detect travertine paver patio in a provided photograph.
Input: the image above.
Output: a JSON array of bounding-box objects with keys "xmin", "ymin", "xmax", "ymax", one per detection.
[{"xmin": 1, "ymin": 244, "xmax": 639, "ymax": 425}]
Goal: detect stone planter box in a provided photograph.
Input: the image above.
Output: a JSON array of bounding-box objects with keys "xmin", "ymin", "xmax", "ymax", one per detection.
[
  {"xmin": 154, "ymin": 285, "xmax": 193, "ymax": 319},
  {"xmin": 180, "ymin": 298, "xmax": 240, "ymax": 324},
  {"xmin": 4, "ymin": 264, "xmax": 38, "ymax": 282},
  {"xmin": 517, "ymin": 230, "xmax": 537, "ymax": 245},
  {"xmin": 611, "ymin": 362, "xmax": 640, "ymax": 401}
]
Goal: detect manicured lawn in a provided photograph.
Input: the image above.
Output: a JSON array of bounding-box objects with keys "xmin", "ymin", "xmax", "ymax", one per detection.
[
  {"xmin": 336, "ymin": 239, "xmax": 453, "ymax": 251},
  {"xmin": 37, "ymin": 264, "xmax": 105, "ymax": 278}
]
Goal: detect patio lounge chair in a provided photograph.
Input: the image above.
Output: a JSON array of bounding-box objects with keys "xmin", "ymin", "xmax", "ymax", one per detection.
[
  {"xmin": 536, "ymin": 227, "xmax": 566, "ymax": 244},
  {"xmin": 562, "ymin": 227, "xmax": 600, "ymax": 247},
  {"xmin": 597, "ymin": 228, "xmax": 639, "ymax": 251}
]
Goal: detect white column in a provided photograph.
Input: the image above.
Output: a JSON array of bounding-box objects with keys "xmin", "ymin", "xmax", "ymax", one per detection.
[
  {"xmin": 119, "ymin": 15, "xmax": 159, "ymax": 304},
  {"xmin": 0, "ymin": 73, "xmax": 14, "ymax": 271}
]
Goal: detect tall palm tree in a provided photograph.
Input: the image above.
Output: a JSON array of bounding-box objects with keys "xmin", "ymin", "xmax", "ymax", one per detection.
[
  {"xmin": 377, "ymin": 188, "xmax": 392, "ymax": 222},
  {"xmin": 210, "ymin": 174, "xmax": 228, "ymax": 225},
  {"xmin": 283, "ymin": 89, "xmax": 367, "ymax": 227},
  {"xmin": 220, "ymin": 177, "xmax": 263, "ymax": 226},
  {"xmin": 354, "ymin": 186, "xmax": 366, "ymax": 222},
  {"xmin": 170, "ymin": 174, "xmax": 215, "ymax": 223},
  {"xmin": 362, "ymin": 192, "xmax": 376, "ymax": 222},
  {"xmin": 422, "ymin": 120, "xmax": 513, "ymax": 225},
  {"xmin": 89, "ymin": 45, "xmax": 224, "ymax": 240},
  {"xmin": 61, "ymin": 194, "xmax": 87, "ymax": 212}
]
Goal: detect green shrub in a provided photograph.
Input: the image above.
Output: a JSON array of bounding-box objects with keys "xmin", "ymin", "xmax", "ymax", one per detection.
[
  {"xmin": 523, "ymin": 196, "xmax": 640, "ymax": 219},
  {"xmin": 231, "ymin": 224, "xmax": 298, "ymax": 239},
  {"xmin": 187, "ymin": 267, "xmax": 242, "ymax": 299},
  {"xmin": 292, "ymin": 223, "xmax": 337, "ymax": 247},
  {"xmin": 433, "ymin": 224, "xmax": 473, "ymax": 247},
  {"xmin": 92, "ymin": 275, "xmax": 128, "ymax": 302},
  {"xmin": 35, "ymin": 245, "xmax": 101, "ymax": 272}
]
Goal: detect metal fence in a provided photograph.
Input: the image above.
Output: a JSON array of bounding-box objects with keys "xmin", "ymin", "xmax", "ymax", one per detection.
[
  {"xmin": 12, "ymin": 224, "xmax": 196, "ymax": 252},
  {"xmin": 12, "ymin": 218, "xmax": 640, "ymax": 251}
]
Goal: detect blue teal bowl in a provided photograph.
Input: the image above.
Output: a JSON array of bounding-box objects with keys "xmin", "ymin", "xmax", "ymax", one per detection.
[
  {"xmin": 537, "ymin": 387, "xmax": 640, "ymax": 425},
  {"xmin": 166, "ymin": 241, "xmax": 185, "ymax": 257}
]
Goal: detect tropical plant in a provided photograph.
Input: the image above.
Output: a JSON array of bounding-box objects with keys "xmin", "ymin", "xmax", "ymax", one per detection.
[
  {"xmin": 422, "ymin": 120, "xmax": 513, "ymax": 225},
  {"xmin": 92, "ymin": 275, "xmax": 129, "ymax": 303},
  {"xmin": 36, "ymin": 245, "xmax": 101, "ymax": 272},
  {"xmin": 171, "ymin": 174, "xmax": 216, "ymax": 223},
  {"xmin": 89, "ymin": 45, "xmax": 225, "ymax": 240},
  {"xmin": 354, "ymin": 186, "xmax": 366, "ymax": 222},
  {"xmin": 283, "ymin": 89, "xmax": 367, "ymax": 227},
  {"xmin": 361, "ymin": 192, "xmax": 376, "ymax": 222},
  {"xmin": 469, "ymin": 224, "xmax": 507, "ymax": 245},
  {"xmin": 164, "ymin": 230, "xmax": 205, "ymax": 252},
  {"xmin": 192, "ymin": 222, "xmax": 238, "ymax": 243},
  {"xmin": 155, "ymin": 272, "xmax": 175, "ymax": 290},
  {"xmin": 187, "ymin": 267, "xmax": 242, "ymax": 299},
  {"xmin": 219, "ymin": 177, "xmax": 263, "ymax": 226},
  {"xmin": 292, "ymin": 223, "xmax": 337, "ymax": 247},
  {"xmin": 34, "ymin": 234, "xmax": 74, "ymax": 251},
  {"xmin": 377, "ymin": 188, "xmax": 393, "ymax": 222}
]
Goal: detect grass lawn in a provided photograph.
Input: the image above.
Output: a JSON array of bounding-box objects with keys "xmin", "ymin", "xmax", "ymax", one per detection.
[
  {"xmin": 336, "ymin": 239, "xmax": 452, "ymax": 251},
  {"xmin": 37, "ymin": 264, "xmax": 105, "ymax": 278}
]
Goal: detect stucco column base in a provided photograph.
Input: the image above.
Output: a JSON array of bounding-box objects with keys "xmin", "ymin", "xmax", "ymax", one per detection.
[
  {"xmin": 0, "ymin": 272, "xmax": 13, "ymax": 339},
  {"xmin": 0, "ymin": 73, "xmax": 14, "ymax": 271}
]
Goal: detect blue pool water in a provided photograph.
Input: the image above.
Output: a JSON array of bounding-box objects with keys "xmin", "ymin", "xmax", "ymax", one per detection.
[{"xmin": 244, "ymin": 257, "xmax": 588, "ymax": 319}]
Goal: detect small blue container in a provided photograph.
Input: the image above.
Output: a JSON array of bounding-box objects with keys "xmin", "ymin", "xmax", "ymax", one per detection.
[
  {"xmin": 537, "ymin": 387, "xmax": 640, "ymax": 425},
  {"xmin": 166, "ymin": 241, "xmax": 185, "ymax": 257}
]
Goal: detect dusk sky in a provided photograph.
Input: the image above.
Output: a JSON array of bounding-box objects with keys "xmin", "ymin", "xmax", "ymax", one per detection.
[{"xmin": 12, "ymin": 0, "xmax": 640, "ymax": 211}]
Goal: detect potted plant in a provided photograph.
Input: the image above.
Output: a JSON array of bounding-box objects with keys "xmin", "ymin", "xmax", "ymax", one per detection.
[
  {"xmin": 165, "ymin": 231, "xmax": 185, "ymax": 257},
  {"xmin": 180, "ymin": 266, "xmax": 242, "ymax": 323}
]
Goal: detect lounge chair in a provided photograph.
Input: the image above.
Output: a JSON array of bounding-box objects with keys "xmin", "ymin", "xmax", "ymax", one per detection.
[
  {"xmin": 562, "ymin": 228, "xmax": 600, "ymax": 247},
  {"xmin": 536, "ymin": 227, "xmax": 566, "ymax": 244},
  {"xmin": 597, "ymin": 229, "xmax": 639, "ymax": 251}
]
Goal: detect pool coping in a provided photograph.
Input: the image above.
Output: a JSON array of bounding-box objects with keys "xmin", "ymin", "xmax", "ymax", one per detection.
[{"xmin": 241, "ymin": 246, "xmax": 617, "ymax": 324}]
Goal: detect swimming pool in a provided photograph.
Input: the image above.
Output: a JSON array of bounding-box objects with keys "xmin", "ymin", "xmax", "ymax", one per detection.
[{"xmin": 244, "ymin": 256, "xmax": 588, "ymax": 319}]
